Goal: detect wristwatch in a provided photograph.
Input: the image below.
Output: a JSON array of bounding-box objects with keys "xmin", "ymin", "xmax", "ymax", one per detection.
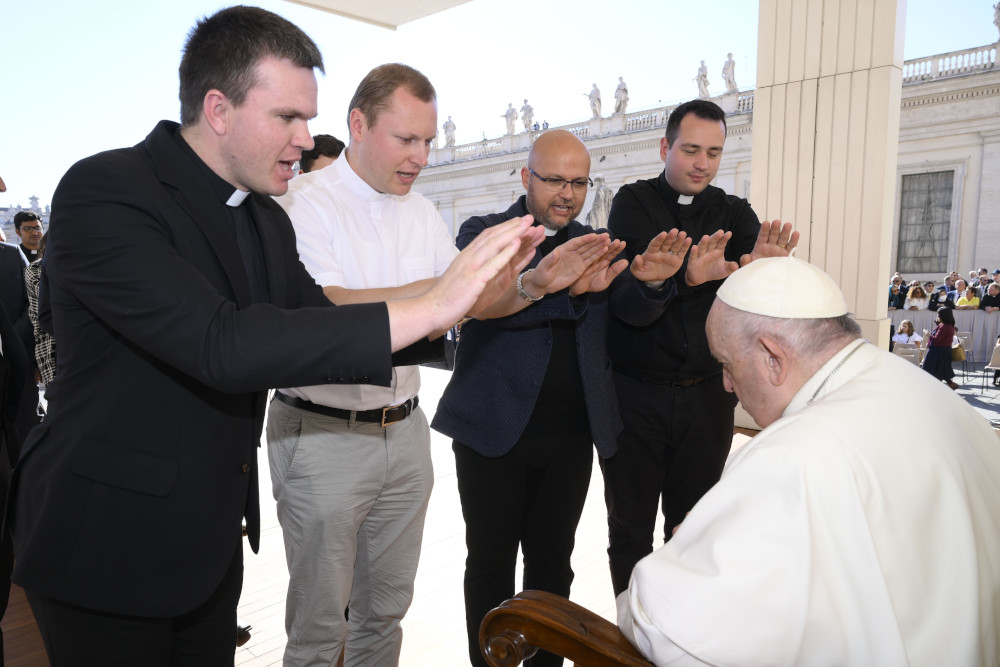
[{"xmin": 517, "ymin": 269, "xmax": 543, "ymax": 302}]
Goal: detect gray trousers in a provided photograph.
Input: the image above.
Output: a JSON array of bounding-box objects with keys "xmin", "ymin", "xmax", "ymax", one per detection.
[{"xmin": 266, "ymin": 397, "xmax": 433, "ymax": 667}]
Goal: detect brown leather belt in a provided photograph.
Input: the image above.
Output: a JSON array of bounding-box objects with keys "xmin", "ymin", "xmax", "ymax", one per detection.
[{"xmin": 275, "ymin": 392, "xmax": 418, "ymax": 427}]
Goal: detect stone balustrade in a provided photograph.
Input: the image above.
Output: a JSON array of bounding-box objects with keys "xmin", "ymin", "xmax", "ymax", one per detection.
[
  {"xmin": 622, "ymin": 110, "xmax": 663, "ymax": 133},
  {"xmin": 735, "ymin": 91, "xmax": 754, "ymax": 113},
  {"xmin": 903, "ymin": 44, "xmax": 996, "ymax": 84}
]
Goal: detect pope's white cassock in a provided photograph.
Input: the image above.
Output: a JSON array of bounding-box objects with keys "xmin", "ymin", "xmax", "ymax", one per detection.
[{"xmin": 618, "ymin": 339, "xmax": 1000, "ymax": 666}]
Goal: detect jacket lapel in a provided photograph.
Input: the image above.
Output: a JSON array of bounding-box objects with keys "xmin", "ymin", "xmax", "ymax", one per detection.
[
  {"xmin": 247, "ymin": 196, "xmax": 287, "ymax": 307},
  {"xmin": 143, "ymin": 121, "xmax": 253, "ymax": 307}
]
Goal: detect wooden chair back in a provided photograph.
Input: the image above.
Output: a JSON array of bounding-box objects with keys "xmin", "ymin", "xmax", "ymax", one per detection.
[{"xmin": 480, "ymin": 590, "xmax": 654, "ymax": 667}]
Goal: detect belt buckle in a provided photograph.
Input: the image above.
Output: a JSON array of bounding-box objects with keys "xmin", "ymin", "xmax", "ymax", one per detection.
[{"xmin": 381, "ymin": 401, "xmax": 406, "ymax": 427}]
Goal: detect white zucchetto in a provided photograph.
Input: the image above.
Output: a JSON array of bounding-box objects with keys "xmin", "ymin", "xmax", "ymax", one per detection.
[{"xmin": 716, "ymin": 256, "xmax": 848, "ymax": 318}]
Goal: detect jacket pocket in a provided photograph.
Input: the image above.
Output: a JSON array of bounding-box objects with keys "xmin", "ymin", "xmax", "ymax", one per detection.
[{"xmin": 71, "ymin": 436, "xmax": 178, "ymax": 497}]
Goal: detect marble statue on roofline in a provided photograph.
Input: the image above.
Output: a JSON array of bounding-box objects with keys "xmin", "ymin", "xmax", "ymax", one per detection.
[
  {"xmin": 696, "ymin": 60, "xmax": 710, "ymax": 99},
  {"xmin": 722, "ymin": 53, "xmax": 738, "ymax": 93},
  {"xmin": 614, "ymin": 77, "xmax": 629, "ymax": 114},
  {"xmin": 443, "ymin": 116, "xmax": 456, "ymax": 147},
  {"xmin": 585, "ymin": 84, "xmax": 601, "ymax": 118},
  {"xmin": 994, "ymin": 2, "xmax": 1000, "ymax": 38},
  {"xmin": 520, "ymin": 100, "xmax": 534, "ymax": 132},
  {"xmin": 501, "ymin": 103, "xmax": 517, "ymax": 136}
]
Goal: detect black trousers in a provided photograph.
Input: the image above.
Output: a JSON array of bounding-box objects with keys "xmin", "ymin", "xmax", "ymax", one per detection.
[
  {"xmin": 26, "ymin": 542, "xmax": 243, "ymax": 666},
  {"xmin": 601, "ymin": 371, "xmax": 737, "ymax": 595},
  {"xmin": 454, "ymin": 429, "xmax": 592, "ymax": 667}
]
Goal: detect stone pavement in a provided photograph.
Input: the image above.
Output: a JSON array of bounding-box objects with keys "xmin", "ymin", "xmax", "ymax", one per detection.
[{"xmin": 953, "ymin": 362, "xmax": 1000, "ymax": 430}]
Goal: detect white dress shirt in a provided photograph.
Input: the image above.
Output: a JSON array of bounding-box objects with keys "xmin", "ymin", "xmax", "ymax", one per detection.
[{"xmin": 275, "ymin": 155, "xmax": 458, "ymax": 410}]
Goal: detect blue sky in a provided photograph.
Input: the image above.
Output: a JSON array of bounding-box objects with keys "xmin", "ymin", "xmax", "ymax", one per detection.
[{"xmin": 2, "ymin": 0, "xmax": 996, "ymax": 210}]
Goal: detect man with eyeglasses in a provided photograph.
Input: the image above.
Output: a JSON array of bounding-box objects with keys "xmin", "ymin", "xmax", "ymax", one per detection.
[
  {"xmin": 601, "ymin": 99, "xmax": 798, "ymax": 600},
  {"xmin": 12, "ymin": 212, "xmax": 43, "ymax": 263},
  {"xmin": 433, "ymin": 129, "xmax": 695, "ymax": 667}
]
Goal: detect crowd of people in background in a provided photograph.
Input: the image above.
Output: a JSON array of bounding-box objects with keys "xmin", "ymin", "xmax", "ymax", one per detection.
[
  {"xmin": 888, "ymin": 268, "xmax": 1000, "ymax": 312},
  {"xmin": 887, "ymin": 268, "xmax": 1000, "ymax": 392}
]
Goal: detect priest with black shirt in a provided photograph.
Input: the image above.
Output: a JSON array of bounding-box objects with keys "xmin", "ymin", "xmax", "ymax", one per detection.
[{"xmin": 603, "ymin": 99, "xmax": 798, "ymax": 597}]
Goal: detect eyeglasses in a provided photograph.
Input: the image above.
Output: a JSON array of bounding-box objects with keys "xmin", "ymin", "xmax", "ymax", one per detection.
[
  {"xmin": 527, "ymin": 168, "xmax": 592, "ymax": 194},
  {"xmin": 20, "ymin": 225, "xmax": 42, "ymax": 232}
]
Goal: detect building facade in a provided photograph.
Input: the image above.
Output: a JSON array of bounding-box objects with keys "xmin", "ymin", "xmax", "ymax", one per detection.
[{"xmin": 414, "ymin": 42, "xmax": 999, "ymax": 281}]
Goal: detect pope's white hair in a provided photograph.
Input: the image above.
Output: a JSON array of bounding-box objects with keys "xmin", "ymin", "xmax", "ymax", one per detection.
[{"xmin": 716, "ymin": 302, "xmax": 861, "ymax": 360}]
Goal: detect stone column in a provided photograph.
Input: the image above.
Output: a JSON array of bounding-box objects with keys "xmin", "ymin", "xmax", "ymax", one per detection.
[
  {"xmin": 750, "ymin": 0, "xmax": 905, "ymax": 349},
  {"xmin": 974, "ymin": 130, "xmax": 1000, "ymax": 270}
]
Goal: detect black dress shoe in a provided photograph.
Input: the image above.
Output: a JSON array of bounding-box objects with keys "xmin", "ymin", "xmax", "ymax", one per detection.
[{"xmin": 237, "ymin": 624, "xmax": 252, "ymax": 647}]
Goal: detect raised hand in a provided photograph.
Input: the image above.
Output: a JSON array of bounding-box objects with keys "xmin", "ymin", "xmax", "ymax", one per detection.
[
  {"xmin": 742, "ymin": 220, "xmax": 799, "ymax": 265},
  {"xmin": 684, "ymin": 229, "xmax": 737, "ymax": 286},
  {"xmin": 568, "ymin": 239, "xmax": 629, "ymax": 295},
  {"xmin": 630, "ymin": 229, "xmax": 691, "ymax": 283},
  {"xmin": 523, "ymin": 233, "xmax": 613, "ymax": 297},
  {"xmin": 448, "ymin": 216, "xmax": 542, "ymax": 318}
]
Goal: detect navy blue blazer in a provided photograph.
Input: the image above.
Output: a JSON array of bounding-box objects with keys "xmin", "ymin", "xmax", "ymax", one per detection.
[{"xmin": 432, "ymin": 196, "xmax": 676, "ymax": 459}]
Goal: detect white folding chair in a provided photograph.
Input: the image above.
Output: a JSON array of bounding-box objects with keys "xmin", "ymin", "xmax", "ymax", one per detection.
[
  {"xmin": 981, "ymin": 345, "xmax": 1000, "ymax": 394},
  {"xmin": 956, "ymin": 331, "xmax": 974, "ymax": 378},
  {"xmin": 893, "ymin": 346, "xmax": 921, "ymax": 366}
]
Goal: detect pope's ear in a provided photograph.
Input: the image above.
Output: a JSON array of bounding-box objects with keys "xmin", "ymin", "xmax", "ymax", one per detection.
[{"xmin": 760, "ymin": 336, "xmax": 789, "ymax": 386}]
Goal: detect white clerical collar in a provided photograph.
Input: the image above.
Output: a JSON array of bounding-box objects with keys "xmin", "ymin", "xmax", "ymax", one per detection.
[
  {"xmin": 677, "ymin": 194, "xmax": 694, "ymax": 205},
  {"xmin": 226, "ymin": 189, "xmax": 250, "ymax": 207},
  {"xmin": 339, "ymin": 148, "xmax": 409, "ymax": 203},
  {"xmin": 544, "ymin": 227, "xmax": 559, "ymax": 237}
]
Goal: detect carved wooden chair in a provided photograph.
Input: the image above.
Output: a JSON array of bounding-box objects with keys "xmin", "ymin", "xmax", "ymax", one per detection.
[{"xmin": 479, "ymin": 590, "xmax": 654, "ymax": 667}]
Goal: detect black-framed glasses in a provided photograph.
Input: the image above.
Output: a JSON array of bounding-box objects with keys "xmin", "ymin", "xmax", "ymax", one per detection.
[
  {"xmin": 527, "ymin": 168, "xmax": 592, "ymax": 194},
  {"xmin": 20, "ymin": 225, "xmax": 43, "ymax": 232}
]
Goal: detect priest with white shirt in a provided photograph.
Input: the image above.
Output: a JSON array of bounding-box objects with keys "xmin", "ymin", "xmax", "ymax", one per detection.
[{"xmin": 617, "ymin": 256, "xmax": 1000, "ymax": 667}]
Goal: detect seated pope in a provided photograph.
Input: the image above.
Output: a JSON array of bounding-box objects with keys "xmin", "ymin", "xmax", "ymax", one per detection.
[{"xmin": 617, "ymin": 256, "xmax": 1000, "ymax": 666}]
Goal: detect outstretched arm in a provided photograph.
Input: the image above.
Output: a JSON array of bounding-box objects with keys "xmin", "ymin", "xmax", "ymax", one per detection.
[
  {"xmin": 475, "ymin": 233, "xmax": 619, "ymax": 319},
  {"xmin": 386, "ymin": 217, "xmax": 542, "ymax": 348}
]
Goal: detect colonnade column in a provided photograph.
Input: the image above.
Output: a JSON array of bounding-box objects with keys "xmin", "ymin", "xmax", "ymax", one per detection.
[{"xmin": 750, "ymin": 0, "xmax": 906, "ymax": 348}]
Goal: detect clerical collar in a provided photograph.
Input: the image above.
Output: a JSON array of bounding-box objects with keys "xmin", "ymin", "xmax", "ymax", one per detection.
[
  {"xmin": 658, "ymin": 171, "xmax": 705, "ymax": 209},
  {"xmin": 174, "ymin": 127, "xmax": 252, "ymax": 209},
  {"xmin": 226, "ymin": 189, "xmax": 250, "ymax": 207},
  {"xmin": 339, "ymin": 148, "xmax": 409, "ymax": 203},
  {"xmin": 543, "ymin": 227, "xmax": 559, "ymax": 237}
]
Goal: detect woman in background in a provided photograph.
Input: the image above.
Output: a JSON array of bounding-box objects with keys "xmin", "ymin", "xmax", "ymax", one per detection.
[
  {"xmin": 903, "ymin": 285, "xmax": 929, "ymax": 311},
  {"xmin": 887, "ymin": 284, "xmax": 905, "ymax": 310},
  {"xmin": 922, "ymin": 307, "xmax": 958, "ymax": 390},
  {"xmin": 929, "ymin": 286, "xmax": 955, "ymax": 310}
]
